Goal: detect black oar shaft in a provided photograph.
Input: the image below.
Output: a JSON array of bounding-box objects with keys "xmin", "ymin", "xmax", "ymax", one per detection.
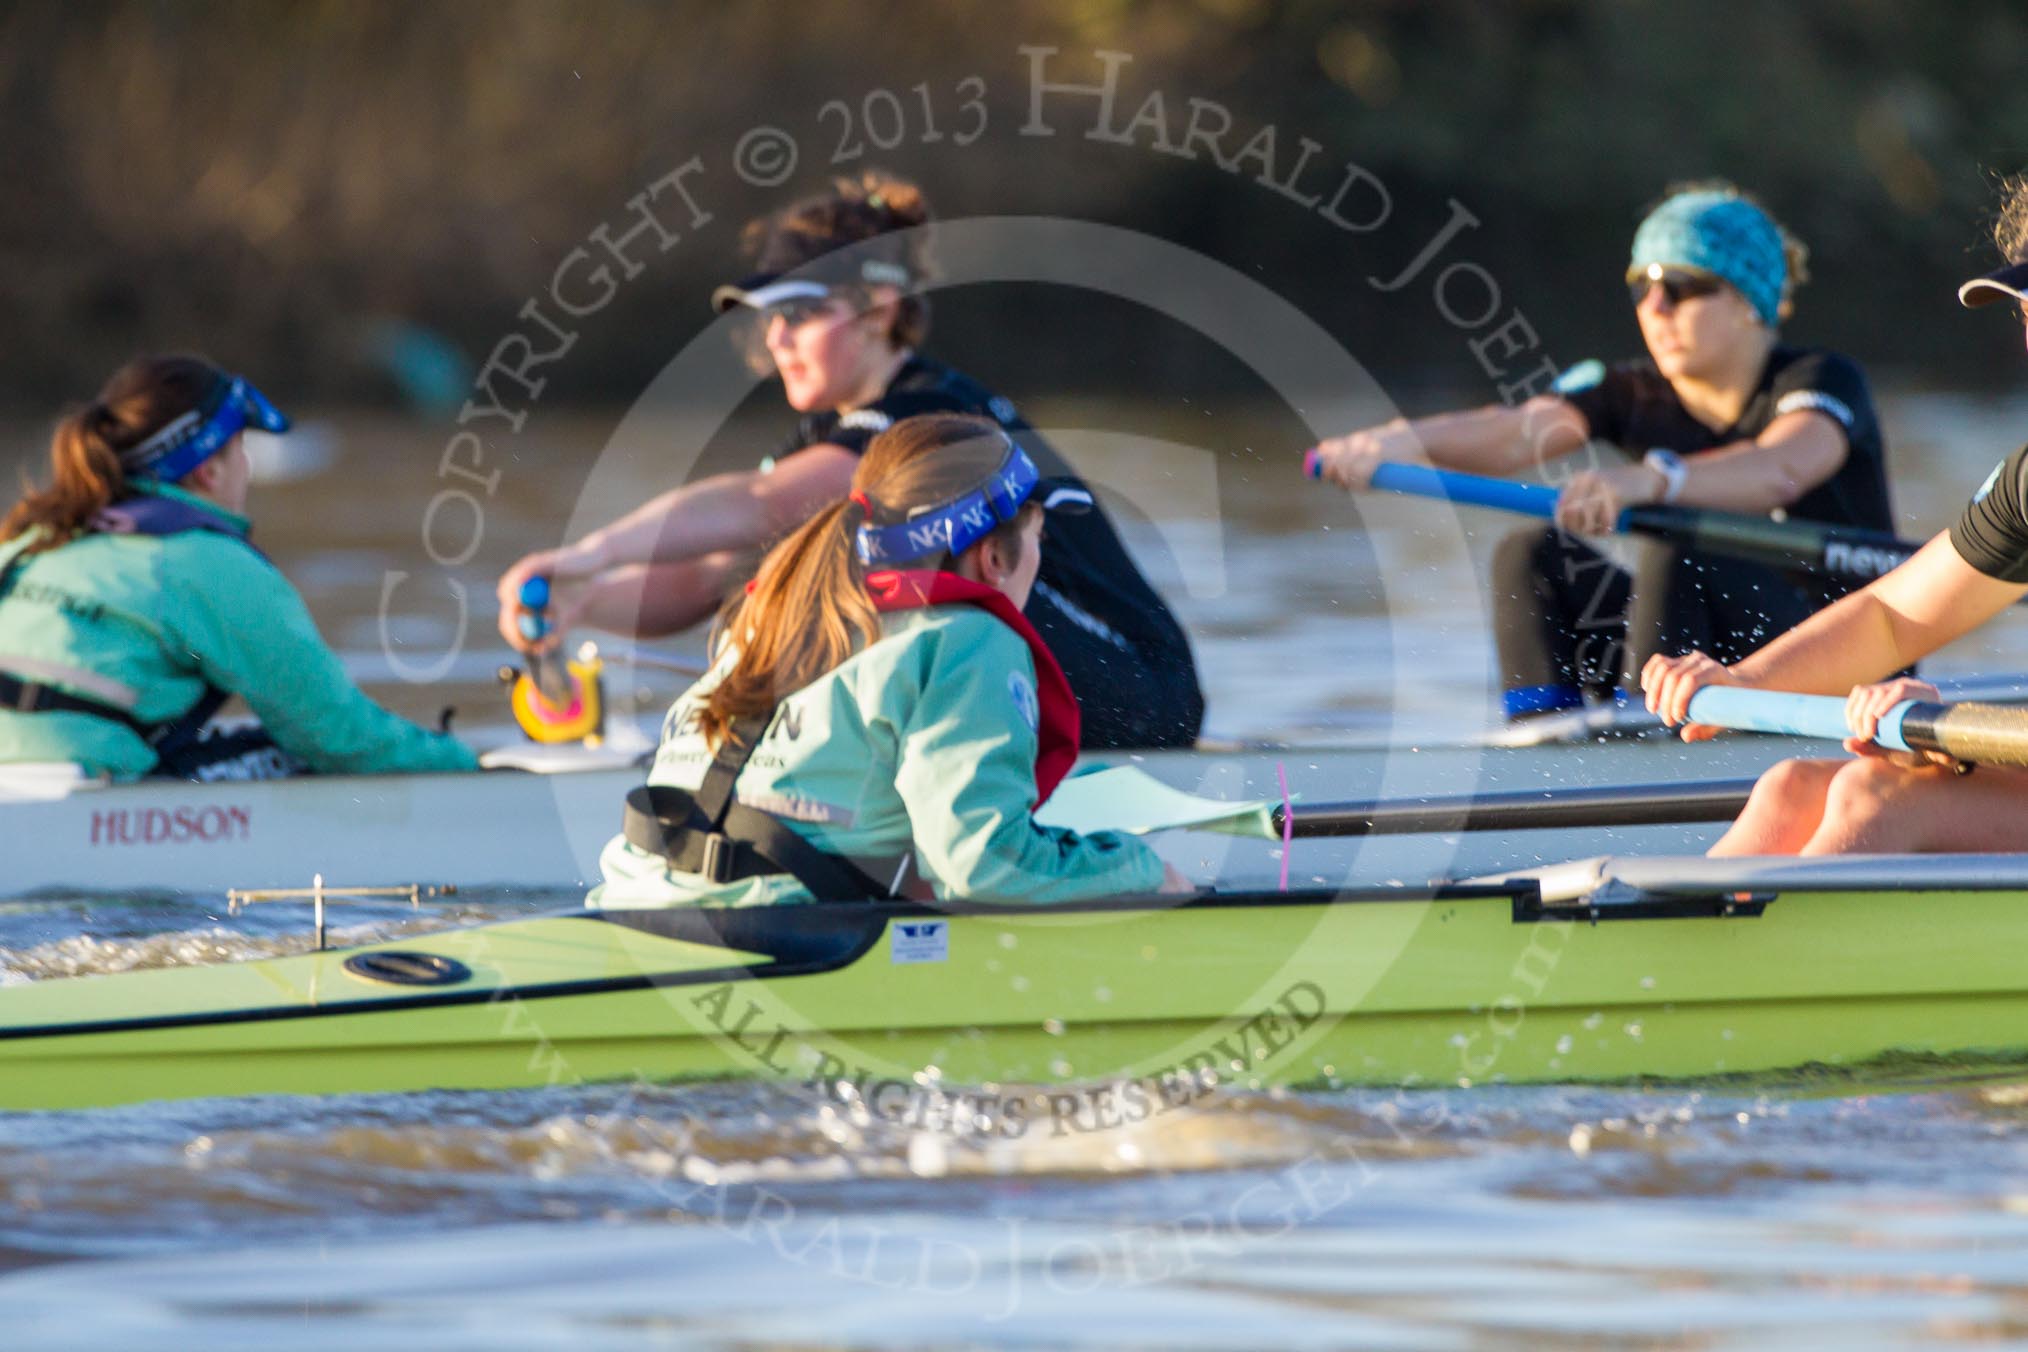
[
  {"xmin": 1279, "ymin": 778, "xmax": 1758, "ymax": 838},
  {"xmin": 1621, "ymin": 505, "xmax": 1918, "ymax": 585}
]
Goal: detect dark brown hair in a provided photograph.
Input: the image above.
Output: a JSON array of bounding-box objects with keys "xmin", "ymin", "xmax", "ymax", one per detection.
[
  {"xmin": 1993, "ymin": 173, "xmax": 2028, "ymax": 265},
  {"xmin": 697, "ymin": 413, "xmax": 1038, "ymax": 751},
  {"xmin": 743, "ymin": 170, "xmax": 935, "ymax": 349},
  {"xmin": 1, "ymin": 355, "xmax": 225, "ymax": 553}
]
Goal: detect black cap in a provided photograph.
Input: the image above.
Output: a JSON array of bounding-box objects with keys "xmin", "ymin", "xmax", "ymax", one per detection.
[
  {"xmin": 1034, "ymin": 479, "xmax": 1093, "ymax": 515},
  {"xmin": 1958, "ymin": 260, "xmax": 2028, "ymax": 308}
]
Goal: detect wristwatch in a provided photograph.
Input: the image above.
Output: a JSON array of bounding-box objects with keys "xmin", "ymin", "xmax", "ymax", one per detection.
[{"xmin": 1643, "ymin": 449, "xmax": 1688, "ymax": 504}]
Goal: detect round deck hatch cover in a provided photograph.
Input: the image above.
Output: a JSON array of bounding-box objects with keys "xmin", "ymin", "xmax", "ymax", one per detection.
[{"xmin": 342, "ymin": 951, "xmax": 473, "ymax": 987}]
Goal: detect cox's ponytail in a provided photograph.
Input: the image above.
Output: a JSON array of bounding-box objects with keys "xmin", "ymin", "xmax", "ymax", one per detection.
[
  {"xmin": 2, "ymin": 355, "xmax": 225, "ymax": 553},
  {"xmin": 696, "ymin": 499, "xmax": 880, "ymax": 751},
  {"xmin": 0, "ymin": 405, "xmax": 130, "ymax": 552}
]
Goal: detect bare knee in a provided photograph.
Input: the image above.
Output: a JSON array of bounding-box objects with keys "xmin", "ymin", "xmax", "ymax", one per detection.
[
  {"xmin": 1750, "ymin": 757, "xmax": 1840, "ymax": 807},
  {"xmin": 1818, "ymin": 758, "xmax": 1922, "ymax": 848}
]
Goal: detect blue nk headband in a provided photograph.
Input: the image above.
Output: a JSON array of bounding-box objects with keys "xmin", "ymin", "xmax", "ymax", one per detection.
[
  {"xmin": 855, "ymin": 440, "xmax": 1044, "ymax": 566},
  {"xmin": 120, "ymin": 374, "xmax": 292, "ymax": 483}
]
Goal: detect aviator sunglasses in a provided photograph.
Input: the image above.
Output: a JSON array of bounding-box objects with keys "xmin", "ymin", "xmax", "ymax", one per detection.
[{"xmin": 1626, "ymin": 265, "xmax": 1726, "ymax": 309}]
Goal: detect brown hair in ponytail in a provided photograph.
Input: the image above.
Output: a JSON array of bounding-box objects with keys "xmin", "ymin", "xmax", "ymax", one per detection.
[
  {"xmin": 742, "ymin": 170, "xmax": 936, "ymax": 350},
  {"xmin": 696, "ymin": 412, "xmax": 1040, "ymax": 751},
  {"xmin": 2, "ymin": 355, "xmax": 226, "ymax": 553},
  {"xmin": 1992, "ymin": 172, "xmax": 2028, "ymax": 266}
]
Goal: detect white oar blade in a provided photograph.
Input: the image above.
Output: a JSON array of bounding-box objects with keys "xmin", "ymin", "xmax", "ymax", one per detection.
[{"xmin": 1035, "ymin": 766, "xmax": 1278, "ymax": 839}]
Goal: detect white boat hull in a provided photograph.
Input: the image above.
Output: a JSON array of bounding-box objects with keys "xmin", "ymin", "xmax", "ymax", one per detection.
[
  {"xmin": 2, "ymin": 762, "xmax": 638, "ymax": 896},
  {"xmin": 0, "ymin": 719, "xmax": 1837, "ymax": 898}
]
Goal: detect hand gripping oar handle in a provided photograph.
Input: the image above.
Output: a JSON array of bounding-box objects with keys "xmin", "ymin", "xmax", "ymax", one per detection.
[
  {"xmin": 516, "ymin": 575, "xmax": 554, "ymax": 646},
  {"xmin": 511, "ymin": 574, "xmax": 586, "ymax": 726},
  {"xmin": 1684, "ymin": 686, "xmax": 2028, "ymax": 766}
]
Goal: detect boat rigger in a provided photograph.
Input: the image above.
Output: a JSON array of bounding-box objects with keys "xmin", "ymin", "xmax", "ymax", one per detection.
[{"xmin": 5, "ymin": 853, "xmax": 2028, "ymax": 1111}]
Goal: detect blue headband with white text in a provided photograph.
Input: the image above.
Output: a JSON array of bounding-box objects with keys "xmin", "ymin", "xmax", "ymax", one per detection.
[
  {"xmin": 120, "ymin": 375, "xmax": 292, "ymax": 483},
  {"xmin": 855, "ymin": 439, "xmax": 1060, "ymax": 566}
]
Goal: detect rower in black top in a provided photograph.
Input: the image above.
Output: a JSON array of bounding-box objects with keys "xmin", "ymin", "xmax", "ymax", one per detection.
[
  {"xmin": 1641, "ymin": 172, "xmax": 2028, "ymax": 857},
  {"xmin": 1559, "ymin": 346, "xmax": 1894, "ymax": 605},
  {"xmin": 1949, "ymin": 444, "xmax": 2028, "ymax": 582},
  {"xmin": 780, "ymin": 355, "xmax": 1201, "ymax": 749},
  {"xmin": 1530, "ymin": 344, "xmax": 1896, "ymax": 693},
  {"xmin": 1311, "ymin": 181, "xmax": 1896, "ymax": 720},
  {"xmin": 497, "ymin": 171, "xmax": 1204, "ymax": 749}
]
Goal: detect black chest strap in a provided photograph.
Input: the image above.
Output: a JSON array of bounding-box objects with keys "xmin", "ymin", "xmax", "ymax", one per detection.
[
  {"xmin": 0, "ymin": 669, "xmax": 151, "ymax": 735},
  {"xmin": 622, "ymin": 712, "xmax": 898, "ymax": 902},
  {"xmin": 0, "ymin": 549, "xmax": 233, "ymax": 767}
]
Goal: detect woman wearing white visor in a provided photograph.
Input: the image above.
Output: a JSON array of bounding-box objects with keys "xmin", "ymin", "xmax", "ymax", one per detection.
[{"xmin": 498, "ymin": 172, "xmax": 1204, "ymax": 750}]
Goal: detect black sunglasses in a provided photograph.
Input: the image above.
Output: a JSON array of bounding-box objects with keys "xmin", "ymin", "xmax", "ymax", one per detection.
[
  {"xmin": 761, "ymin": 296, "xmax": 845, "ymax": 328},
  {"xmin": 1626, "ymin": 266, "xmax": 1726, "ymax": 309}
]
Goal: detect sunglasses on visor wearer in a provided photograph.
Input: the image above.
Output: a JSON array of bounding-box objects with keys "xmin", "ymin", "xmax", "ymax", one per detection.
[
  {"xmin": 761, "ymin": 296, "xmax": 847, "ymax": 328},
  {"xmin": 732, "ymin": 295, "xmax": 847, "ymax": 367},
  {"xmin": 1626, "ymin": 265, "xmax": 1727, "ymax": 309}
]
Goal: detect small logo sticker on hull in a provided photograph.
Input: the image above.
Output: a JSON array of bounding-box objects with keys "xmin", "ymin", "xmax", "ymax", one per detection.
[{"xmin": 891, "ymin": 920, "xmax": 949, "ymax": 965}]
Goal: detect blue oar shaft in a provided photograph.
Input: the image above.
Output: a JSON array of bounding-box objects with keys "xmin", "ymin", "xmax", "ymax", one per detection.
[
  {"xmin": 1324, "ymin": 459, "xmax": 1933, "ymax": 588},
  {"xmin": 1365, "ymin": 463, "xmax": 1562, "ymax": 518}
]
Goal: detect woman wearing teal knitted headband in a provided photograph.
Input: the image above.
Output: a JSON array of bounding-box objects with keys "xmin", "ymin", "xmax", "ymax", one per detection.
[
  {"xmin": 1642, "ymin": 172, "xmax": 2028, "ymax": 857},
  {"xmin": 1311, "ymin": 180, "xmax": 1896, "ymax": 721}
]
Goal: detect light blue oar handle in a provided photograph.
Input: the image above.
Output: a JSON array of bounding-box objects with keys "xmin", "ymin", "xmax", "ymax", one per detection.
[{"xmin": 1683, "ymin": 687, "xmax": 1916, "ymax": 751}]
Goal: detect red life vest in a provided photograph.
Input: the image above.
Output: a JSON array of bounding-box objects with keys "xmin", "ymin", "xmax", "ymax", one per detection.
[{"xmin": 865, "ymin": 569, "xmax": 1080, "ymax": 804}]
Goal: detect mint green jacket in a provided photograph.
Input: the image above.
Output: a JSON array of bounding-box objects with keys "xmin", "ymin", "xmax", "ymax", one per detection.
[
  {"xmin": 0, "ymin": 483, "xmax": 476, "ymax": 779},
  {"xmin": 593, "ymin": 606, "xmax": 1164, "ymax": 907}
]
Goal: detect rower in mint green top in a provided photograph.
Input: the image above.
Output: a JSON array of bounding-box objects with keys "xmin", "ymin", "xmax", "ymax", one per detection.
[
  {"xmin": 592, "ymin": 412, "xmax": 1181, "ymax": 908},
  {"xmin": 595, "ymin": 607, "xmax": 1163, "ymax": 906},
  {"xmin": 0, "ymin": 355, "xmax": 476, "ymax": 781}
]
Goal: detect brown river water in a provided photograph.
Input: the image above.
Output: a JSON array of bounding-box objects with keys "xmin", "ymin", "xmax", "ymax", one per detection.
[{"xmin": 3, "ymin": 389, "xmax": 2028, "ymax": 1346}]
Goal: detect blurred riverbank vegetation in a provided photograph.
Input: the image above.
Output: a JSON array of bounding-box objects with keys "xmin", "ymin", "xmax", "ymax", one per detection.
[{"xmin": 3, "ymin": 0, "xmax": 2026, "ymax": 411}]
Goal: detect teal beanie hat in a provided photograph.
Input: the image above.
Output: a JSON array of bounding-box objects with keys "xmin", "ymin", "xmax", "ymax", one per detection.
[{"xmin": 1629, "ymin": 190, "xmax": 1787, "ymax": 325}]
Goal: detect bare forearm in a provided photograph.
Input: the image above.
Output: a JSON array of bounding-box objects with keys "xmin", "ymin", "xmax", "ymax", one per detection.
[
  {"xmin": 1409, "ymin": 399, "xmax": 1584, "ymax": 475},
  {"xmin": 574, "ymin": 555, "xmax": 749, "ymax": 638},
  {"xmin": 579, "ymin": 474, "xmax": 770, "ymax": 571},
  {"xmin": 1675, "ymin": 435, "xmax": 1840, "ymax": 514},
  {"xmin": 1730, "ymin": 534, "xmax": 2017, "ymax": 689},
  {"xmin": 1728, "ymin": 588, "xmax": 1911, "ymax": 693},
  {"xmin": 579, "ymin": 445, "xmax": 859, "ymax": 573}
]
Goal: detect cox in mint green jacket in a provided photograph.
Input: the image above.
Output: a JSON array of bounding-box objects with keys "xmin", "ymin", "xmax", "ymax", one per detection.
[
  {"xmin": 0, "ymin": 483, "xmax": 477, "ymax": 780},
  {"xmin": 592, "ymin": 606, "xmax": 1164, "ymax": 907}
]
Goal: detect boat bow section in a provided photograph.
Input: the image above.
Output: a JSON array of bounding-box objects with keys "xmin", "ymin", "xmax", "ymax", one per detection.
[
  {"xmin": 4, "ymin": 871, "xmax": 2028, "ymax": 1110},
  {"xmin": 0, "ymin": 912, "xmax": 779, "ymax": 1109}
]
